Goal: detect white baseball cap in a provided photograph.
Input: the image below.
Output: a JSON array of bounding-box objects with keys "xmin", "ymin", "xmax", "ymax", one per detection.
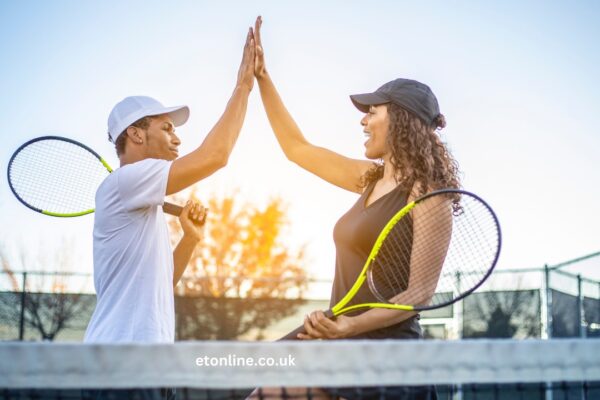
[{"xmin": 107, "ymin": 96, "xmax": 190, "ymax": 142}]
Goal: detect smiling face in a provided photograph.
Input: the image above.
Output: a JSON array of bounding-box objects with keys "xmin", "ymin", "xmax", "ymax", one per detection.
[
  {"xmin": 361, "ymin": 104, "xmax": 390, "ymax": 160},
  {"xmin": 141, "ymin": 114, "xmax": 181, "ymax": 161}
]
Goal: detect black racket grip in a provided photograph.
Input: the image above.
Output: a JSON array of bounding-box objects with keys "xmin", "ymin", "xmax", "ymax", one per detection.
[
  {"xmin": 278, "ymin": 324, "xmax": 306, "ymax": 341},
  {"xmin": 278, "ymin": 309, "xmax": 335, "ymax": 341},
  {"xmin": 162, "ymin": 202, "xmax": 183, "ymax": 216}
]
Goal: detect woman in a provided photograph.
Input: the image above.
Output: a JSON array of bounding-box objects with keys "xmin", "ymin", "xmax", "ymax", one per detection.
[{"xmin": 252, "ymin": 16, "xmax": 459, "ymax": 399}]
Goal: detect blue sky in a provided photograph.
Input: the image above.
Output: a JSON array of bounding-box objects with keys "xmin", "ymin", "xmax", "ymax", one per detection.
[{"xmin": 1, "ymin": 1, "xmax": 599, "ymax": 288}]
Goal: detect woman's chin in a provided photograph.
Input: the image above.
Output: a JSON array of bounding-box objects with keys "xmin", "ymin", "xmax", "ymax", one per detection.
[{"xmin": 364, "ymin": 149, "xmax": 383, "ymax": 160}]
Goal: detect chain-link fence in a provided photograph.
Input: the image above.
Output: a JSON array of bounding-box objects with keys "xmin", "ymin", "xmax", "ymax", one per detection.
[
  {"xmin": 1, "ymin": 252, "xmax": 599, "ymax": 341},
  {"xmin": 420, "ymin": 251, "xmax": 600, "ymax": 339},
  {"xmin": 0, "ymin": 270, "xmax": 94, "ymax": 341}
]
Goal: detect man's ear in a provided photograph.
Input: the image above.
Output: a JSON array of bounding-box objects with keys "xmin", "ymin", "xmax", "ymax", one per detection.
[{"xmin": 126, "ymin": 126, "xmax": 144, "ymax": 144}]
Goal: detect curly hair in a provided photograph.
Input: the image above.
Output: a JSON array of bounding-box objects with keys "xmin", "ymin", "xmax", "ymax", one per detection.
[
  {"xmin": 108, "ymin": 116, "xmax": 155, "ymax": 156},
  {"xmin": 360, "ymin": 103, "xmax": 460, "ymax": 197}
]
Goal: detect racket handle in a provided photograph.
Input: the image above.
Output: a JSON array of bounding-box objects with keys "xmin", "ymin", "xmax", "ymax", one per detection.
[
  {"xmin": 278, "ymin": 324, "xmax": 306, "ymax": 341},
  {"xmin": 162, "ymin": 202, "xmax": 183, "ymax": 216},
  {"xmin": 278, "ymin": 309, "xmax": 335, "ymax": 341}
]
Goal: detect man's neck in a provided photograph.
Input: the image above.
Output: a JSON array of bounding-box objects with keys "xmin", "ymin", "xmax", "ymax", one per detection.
[{"xmin": 119, "ymin": 152, "xmax": 146, "ymax": 167}]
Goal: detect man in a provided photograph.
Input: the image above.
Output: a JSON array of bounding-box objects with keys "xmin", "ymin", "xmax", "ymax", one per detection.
[{"xmin": 84, "ymin": 29, "xmax": 255, "ymax": 345}]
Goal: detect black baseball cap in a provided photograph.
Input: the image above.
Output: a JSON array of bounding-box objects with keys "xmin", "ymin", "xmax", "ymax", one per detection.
[{"xmin": 350, "ymin": 78, "xmax": 441, "ymax": 127}]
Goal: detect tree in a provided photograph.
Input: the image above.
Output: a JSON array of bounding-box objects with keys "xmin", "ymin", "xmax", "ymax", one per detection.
[
  {"xmin": 0, "ymin": 242, "xmax": 95, "ymax": 341},
  {"xmin": 167, "ymin": 191, "xmax": 309, "ymax": 340},
  {"xmin": 462, "ymin": 289, "xmax": 541, "ymax": 339}
]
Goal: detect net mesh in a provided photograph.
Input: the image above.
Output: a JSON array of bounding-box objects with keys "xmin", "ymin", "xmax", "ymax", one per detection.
[
  {"xmin": 1, "ymin": 339, "xmax": 598, "ymax": 399},
  {"xmin": 368, "ymin": 191, "xmax": 500, "ymax": 309},
  {"xmin": 8, "ymin": 138, "xmax": 111, "ymax": 215}
]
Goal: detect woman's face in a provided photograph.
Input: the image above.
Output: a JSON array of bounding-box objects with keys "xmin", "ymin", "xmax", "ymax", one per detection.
[{"xmin": 361, "ymin": 104, "xmax": 390, "ymax": 160}]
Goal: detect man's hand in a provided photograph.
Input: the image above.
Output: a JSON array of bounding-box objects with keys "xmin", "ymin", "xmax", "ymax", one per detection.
[
  {"xmin": 253, "ymin": 16, "xmax": 266, "ymax": 79},
  {"xmin": 179, "ymin": 200, "xmax": 207, "ymax": 242},
  {"xmin": 237, "ymin": 27, "xmax": 256, "ymax": 92}
]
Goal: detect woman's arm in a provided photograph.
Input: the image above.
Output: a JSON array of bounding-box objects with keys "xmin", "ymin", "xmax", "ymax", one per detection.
[
  {"xmin": 299, "ymin": 187, "xmax": 453, "ymax": 339},
  {"xmin": 254, "ymin": 17, "xmax": 371, "ymax": 193}
]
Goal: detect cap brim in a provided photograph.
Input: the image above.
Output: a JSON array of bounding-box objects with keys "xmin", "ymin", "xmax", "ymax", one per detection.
[
  {"xmin": 349, "ymin": 93, "xmax": 390, "ymax": 113},
  {"xmin": 147, "ymin": 105, "xmax": 190, "ymax": 127},
  {"xmin": 109, "ymin": 104, "xmax": 191, "ymax": 143}
]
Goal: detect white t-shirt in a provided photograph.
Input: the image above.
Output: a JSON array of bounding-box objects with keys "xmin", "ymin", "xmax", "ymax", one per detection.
[{"xmin": 84, "ymin": 158, "xmax": 175, "ymax": 343}]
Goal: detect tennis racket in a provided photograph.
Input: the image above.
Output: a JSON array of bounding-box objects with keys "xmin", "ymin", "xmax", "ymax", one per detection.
[
  {"xmin": 280, "ymin": 188, "xmax": 501, "ymax": 340},
  {"xmin": 7, "ymin": 136, "xmax": 183, "ymax": 217}
]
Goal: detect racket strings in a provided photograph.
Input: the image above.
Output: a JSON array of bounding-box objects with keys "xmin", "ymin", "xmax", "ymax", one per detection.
[
  {"xmin": 370, "ymin": 198, "xmax": 452, "ymax": 302},
  {"xmin": 431, "ymin": 206, "xmax": 496, "ymax": 305},
  {"xmin": 16, "ymin": 140, "xmax": 102, "ymax": 212},
  {"xmin": 369, "ymin": 218, "xmax": 413, "ymax": 299},
  {"xmin": 368, "ymin": 193, "xmax": 500, "ymax": 308},
  {"xmin": 8, "ymin": 139, "xmax": 111, "ymax": 214},
  {"xmin": 425, "ymin": 195, "xmax": 498, "ymax": 303}
]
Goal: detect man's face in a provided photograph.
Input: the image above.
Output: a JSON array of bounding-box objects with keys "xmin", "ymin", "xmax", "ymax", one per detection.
[{"xmin": 142, "ymin": 114, "xmax": 181, "ymax": 161}]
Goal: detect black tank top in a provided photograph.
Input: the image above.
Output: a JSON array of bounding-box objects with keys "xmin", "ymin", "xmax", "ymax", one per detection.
[{"xmin": 331, "ymin": 180, "xmax": 423, "ymax": 340}]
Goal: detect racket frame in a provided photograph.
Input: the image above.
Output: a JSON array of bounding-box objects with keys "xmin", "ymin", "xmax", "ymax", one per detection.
[
  {"xmin": 7, "ymin": 135, "xmax": 183, "ymax": 217},
  {"xmin": 331, "ymin": 188, "xmax": 501, "ymax": 316}
]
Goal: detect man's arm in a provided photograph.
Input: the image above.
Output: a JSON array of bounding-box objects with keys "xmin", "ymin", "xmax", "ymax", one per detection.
[
  {"xmin": 173, "ymin": 200, "xmax": 207, "ymax": 287},
  {"xmin": 166, "ymin": 28, "xmax": 255, "ymax": 195}
]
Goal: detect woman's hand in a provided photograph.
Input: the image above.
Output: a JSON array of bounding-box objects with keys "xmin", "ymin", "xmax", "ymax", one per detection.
[
  {"xmin": 253, "ymin": 16, "xmax": 267, "ymax": 79},
  {"xmin": 297, "ymin": 310, "xmax": 356, "ymax": 340}
]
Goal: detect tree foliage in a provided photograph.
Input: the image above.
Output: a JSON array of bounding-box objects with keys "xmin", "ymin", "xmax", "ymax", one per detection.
[
  {"xmin": 463, "ymin": 289, "xmax": 541, "ymax": 338},
  {"xmin": 167, "ymin": 191, "xmax": 309, "ymax": 340}
]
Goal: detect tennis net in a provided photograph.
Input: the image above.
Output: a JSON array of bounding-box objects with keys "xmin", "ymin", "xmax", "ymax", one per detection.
[{"xmin": 1, "ymin": 339, "xmax": 599, "ymax": 399}]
